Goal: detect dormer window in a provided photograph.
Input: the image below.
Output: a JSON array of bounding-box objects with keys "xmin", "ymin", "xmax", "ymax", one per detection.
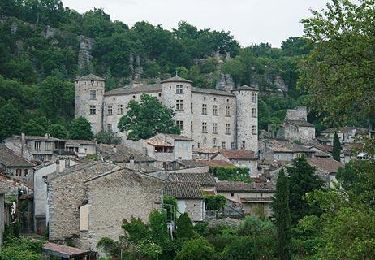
[{"xmin": 176, "ymin": 85, "xmax": 183, "ymax": 94}]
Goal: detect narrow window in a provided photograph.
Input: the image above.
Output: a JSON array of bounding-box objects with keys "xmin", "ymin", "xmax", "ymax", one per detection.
[
  {"xmin": 252, "ymin": 92, "xmax": 257, "ymax": 103},
  {"xmin": 226, "ymin": 105, "xmax": 230, "ymax": 117},
  {"xmin": 213, "ymin": 123, "xmax": 218, "ymax": 134},
  {"xmin": 252, "ymin": 125, "xmax": 257, "ymax": 135},
  {"xmin": 89, "ymin": 90, "xmax": 97, "ymax": 100},
  {"xmin": 34, "ymin": 141, "xmax": 41, "ymax": 151},
  {"xmin": 202, "ymin": 104, "xmax": 207, "ymax": 115},
  {"xmin": 176, "ymin": 84, "xmax": 183, "ymax": 94},
  {"xmin": 107, "ymin": 105, "xmax": 113, "ymax": 115},
  {"xmin": 222, "ymin": 141, "xmax": 226, "ymax": 149},
  {"xmin": 252, "ymin": 108, "xmax": 257, "ymax": 118},
  {"xmin": 89, "ymin": 105, "xmax": 96, "ymax": 115},
  {"xmin": 241, "ymin": 141, "xmax": 246, "ymax": 149},
  {"xmin": 213, "ymin": 105, "xmax": 218, "ymax": 116},
  {"xmin": 118, "ymin": 105, "xmax": 124, "ymax": 115},
  {"xmin": 202, "ymin": 122, "xmax": 207, "ymax": 133},
  {"xmin": 176, "ymin": 120, "xmax": 184, "ymax": 131},
  {"xmin": 231, "ymin": 142, "xmax": 236, "ymax": 150},
  {"xmin": 225, "ymin": 124, "xmax": 231, "ymax": 135},
  {"xmin": 176, "ymin": 100, "xmax": 184, "ymax": 111},
  {"xmin": 213, "ymin": 138, "xmax": 217, "ymax": 147}
]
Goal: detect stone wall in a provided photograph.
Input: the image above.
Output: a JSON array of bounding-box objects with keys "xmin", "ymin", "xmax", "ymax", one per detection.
[
  {"xmin": 82, "ymin": 169, "xmax": 163, "ymax": 251},
  {"xmin": 177, "ymin": 199, "xmax": 205, "ymax": 222},
  {"xmin": 286, "ymin": 106, "xmax": 308, "ymax": 121}
]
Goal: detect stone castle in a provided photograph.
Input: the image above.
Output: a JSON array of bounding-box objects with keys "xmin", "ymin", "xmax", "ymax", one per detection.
[{"xmin": 75, "ymin": 74, "xmax": 259, "ymax": 152}]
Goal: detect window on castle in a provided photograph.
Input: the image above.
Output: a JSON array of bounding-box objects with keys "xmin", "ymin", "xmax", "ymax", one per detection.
[
  {"xmin": 176, "ymin": 120, "xmax": 184, "ymax": 131},
  {"xmin": 107, "ymin": 106, "xmax": 113, "ymax": 115},
  {"xmin": 89, "ymin": 90, "xmax": 97, "ymax": 100},
  {"xmin": 118, "ymin": 105, "xmax": 124, "ymax": 115},
  {"xmin": 213, "ymin": 105, "xmax": 218, "ymax": 116},
  {"xmin": 213, "ymin": 123, "xmax": 218, "ymax": 134},
  {"xmin": 241, "ymin": 141, "xmax": 246, "ymax": 150},
  {"xmin": 89, "ymin": 105, "xmax": 96, "ymax": 115},
  {"xmin": 252, "ymin": 108, "xmax": 257, "ymax": 118},
  {"xmin": 226, "ymin": 105, "xmax": 231, "ymax": 117},
  {"xmin": 252, "ymin": 125, "xmax": 257, "ymax": 135},
  {"xmin": 231, "ymin": 142, "xmax": 236, "ymax": 150},
  {"xmin": 202, "ymin": 104, "xmax": 207, "ymax": 115},
  {"xmin": 252, "ymin": 92, "xmax": 257, "ymax": 103},
  {"xmin": 202, "ymin": 122, "xmax": 207, "ymax": 133},
  {"xmin": 176, "ymin": 100, "xmax": 184, "ymax": 111},
  {"xmin": 222, "ymin": 142, "xmax": 226, "ymax": 149},
  {"xmin": 176, "ymin": 85, "xmax": 183, "ymax": 94},
  {"xmin": 213, "ymin": 138, "xmax": 217, "ymax": 147},
  {"xmin": 225, "ymin": 124, "xmax": 231, "ymax": 135}
]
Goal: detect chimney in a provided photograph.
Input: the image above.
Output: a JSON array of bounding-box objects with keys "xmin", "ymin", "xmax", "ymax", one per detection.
[{"xmin": 21, "ymin": 132, "xmax": 25, "ymax": 157}]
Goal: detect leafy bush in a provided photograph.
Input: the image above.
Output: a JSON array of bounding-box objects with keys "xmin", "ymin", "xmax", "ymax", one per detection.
[
  {"xmin": 0, "ymin": 237, "xmax": 44, "ymax": 260},
  {"xmin": 209, "ymin": 166, "xmax": 251, "ymax": 183}
]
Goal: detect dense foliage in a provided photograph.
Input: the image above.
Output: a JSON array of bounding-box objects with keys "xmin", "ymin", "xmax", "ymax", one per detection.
[{"xmin": 209, "ymin": 166, "xmax": 251, "ymax": 183}]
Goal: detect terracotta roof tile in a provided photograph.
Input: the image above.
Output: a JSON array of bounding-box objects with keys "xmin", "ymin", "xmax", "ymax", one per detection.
[
  {"xmin": 164, "ymin": 182, "xmax": 203, "ymax": 199},
  {"xmin": 167, "ymin": 172, "xmax": 216, "ymax": 186},
  {"xmin": 308, "ymin": 157, "xmax": 343, "ymax": 174},
  {"xmin": 0, "ymin": 145, "xmax": 34, "ymax": 167}
]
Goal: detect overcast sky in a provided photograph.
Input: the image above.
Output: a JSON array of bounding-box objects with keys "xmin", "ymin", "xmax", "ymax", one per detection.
[{"xmin": 62, "ymin": 0, "xmax": 328, "ymax": 47}]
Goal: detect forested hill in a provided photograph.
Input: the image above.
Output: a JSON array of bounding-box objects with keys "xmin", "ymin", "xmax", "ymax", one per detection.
[{"xmin": 0, "ymin": 0, "xmax": 313, "ymax": 141}]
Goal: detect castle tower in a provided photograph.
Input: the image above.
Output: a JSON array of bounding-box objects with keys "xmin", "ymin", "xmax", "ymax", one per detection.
[
  {"xmin": 75, "ymin": 74, "xmax": 105, "ymax": 134},
  {"xmin": 233, "ymin": 85, "xmax": 259, "ymax": 153},
  {"xmin": 161, "ymin": 76, "xmax": 193, "ymax": 138}
]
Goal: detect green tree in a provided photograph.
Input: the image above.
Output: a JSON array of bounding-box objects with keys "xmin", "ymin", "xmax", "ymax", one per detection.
[
  {"xmin": 273, "ymin": 169, "xmax": 292, "ymax": 260},
  {"xmin": 95, "ymin": 131, "xmax": 121, "ymax": 144},
  {"xmin": 69, "ymin": 117, "xmax": 93, "ymax": 140},
  {"xmin": 23, "ymin": 116, "xmax": 49, "ymax": 136},
  {"xmin": 176, "ymin": 213, "xmax": 194, "ymax": 240},
  {"xmin": 175, "ymin": 237, "xmax": 215, "ymax": 260},
  {"xmin": 0, "ymin": 101, "xmax": 22, "ymax": 141},
  {"xmin": 0, "ymin": 237, "xmax": 44, "ymax": 260},
  {"xmin": 300, "ymin": 0, "xmax": 375, "ymax": 125},
  {"xmin": 48, "ymin": 123, "xmax": 67, "ymax": 139},
  {"xmin": 332, "ymin": 132, "xmax": 342, "ymax": 161},
  {"xmin": 118, "ymin": 94, "xmax": 180, "ymax": 140},
  {"xmin": 287, "ymin": 157, "xmax": 323, "ymax": 225}
]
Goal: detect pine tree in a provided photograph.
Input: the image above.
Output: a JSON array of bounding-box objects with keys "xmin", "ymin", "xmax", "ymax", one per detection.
[
  {"xmin": 332, "ymin": 131, "xmax": 342, "ymax": 162},
  {"xmin": 273, "ymin": 169, "xmax": 291, "ymax": 260}
]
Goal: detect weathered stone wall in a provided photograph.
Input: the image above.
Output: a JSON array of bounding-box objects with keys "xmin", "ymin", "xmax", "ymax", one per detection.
[
  {"xmin": 82, "ymin": 169, "xmax": 163, "ymax": 251},
  {"xmin": 177, "ymin": 199, "xmax": 204, "ymax": 222},
  {"xmin": 284, "ymin": 124, "xmax": 315, "ymax": 142},
  {"xmin": 47, "ymin": 162, "xmax": 117, "ymax": 242},
  {"xmin": 286, "ymin": 106, "xmax": 308, "ymax": 121}
]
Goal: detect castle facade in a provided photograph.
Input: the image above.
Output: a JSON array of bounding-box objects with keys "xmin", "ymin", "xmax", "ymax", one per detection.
[{"xmin": 75, "ymin": 74, "xmax": 258, "ymax": 152}]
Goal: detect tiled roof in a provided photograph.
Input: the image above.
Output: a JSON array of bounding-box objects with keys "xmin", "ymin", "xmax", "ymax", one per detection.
[
  {"xmin": 192, "ymin": 87, "xmax": 234, "ymax": 97},
  {"xmin": 178, "ymin": 160, "xmax": 207, "ymax": 168},
  {"xmin": 146, "ymin": 133, "xmax": 192, "ymax": 146},
  {"xmin": 219, "ymin": 149, "xmax": 256, "ymax": 160},
  {"xmin": 307, "ymin": 157, "xmax": 343, "ymax": 174},
  {"xmin": 161, "ymin": 75, "xmax": 192, "ymax": 84},
  {"xmin": 75, "ymin": 74, "xmax": 105, "ymax": 81},
  {"xmin": 285, "ymin": 120, "xmax": 314, "ymax": 127},
  {"xmin": 164, "ymin": 181, "xmax": 203, "ymax": 199},
  {"xmin": 0, "ymin": 174, "xmax": 26, "ymax": 193},
  {"xmin": 313, "ymin": 143, "xmax": 333, "ymax": 153},
  {"xmin": 105, "ymin": 84, "xmax": 162, "ymax": 96},
  {"xmin": 268, "ymin": 140, "xmax": 313, "ymax": 154},
  {"xmin": 199, "ymin": 160, "xmax": 234, "ymax": 168},
  {"xmin": 216, "ymin": 181, "xmax": 275, "ymax": 193},
  {"xmin": 167, "ymin": 171, "xmax": 216, "ymax": 186},
  {"xmin": 64, "ymin": 140, "xmax": 96, "ymax": 146},
  {"xmin": 0, "ymin": 145, "xmax": 34, "ymax": 167},
  {"xmin": 43, "ymin": 242, "xmax": 90, "ymax": 257},
  {"xmin": 98, "ymin": 144, "xmax": 155, "ymax": 163}
]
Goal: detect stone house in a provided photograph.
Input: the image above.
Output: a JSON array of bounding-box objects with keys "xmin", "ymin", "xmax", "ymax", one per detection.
[
  {"xmin": 216, "ymin": 181, "xmax": 275, "ymax": 218},
  {"xmin": 79, "ymin": 167, "xmax": 163, "ymax": 252},
  {"xmin": 211, "ymin": 149, "xmax": 258, "ymax": 177},
  {"xmin": 0, "ymin": 144, "xmax": 34, "ymax": 185},
  {"xmin": 278, "ymin": 106, "xmax": 315, "ymax": 143},
  {"xmin": 260, "ymin": 139, "xmax": 315, "ymax": 162},
  {"xmin": 167, "ymin": 171, "xmax": 217, "ymax": 194},
  {"xmin": 320, "ymin": 127, "xmax": 367, "ymax": 146},
  {"xmin": 307, "ymin": 157, "xmax": 344, "ymax": 188},
  {"xmin": 164, "ymin": 181, "xmax": 205, "ymax": 222},
  {"xmin": 75, "ymin": 74, "xmax": 259, "ymax": 152}
]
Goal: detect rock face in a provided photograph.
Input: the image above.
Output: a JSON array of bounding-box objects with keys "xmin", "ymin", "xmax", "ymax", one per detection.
[{"xmin": 78, "ymin": 36, "xmax": 94, "ymax": 74}]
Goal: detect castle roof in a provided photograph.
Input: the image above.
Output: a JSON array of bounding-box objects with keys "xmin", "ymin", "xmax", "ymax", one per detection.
[
  {"xmin": 75, "ymin": 74, "xmax": 105, "ymax": 81},
  {"xmin": 104, "ymin": 84, "xmax": 162, "ymax": 96},
  {"xmin": 161, "ymin": 75, "xmax": 192, "ymax": 84},
  {"xmin": 192, "ymin": 87, "xmax": 234, "ymax": 97}
]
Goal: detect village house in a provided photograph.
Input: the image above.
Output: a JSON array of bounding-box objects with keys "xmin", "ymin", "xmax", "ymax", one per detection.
[
  {"xmin": 211, "ymin": 149, "xmax": 258, "ymax": 177},
  {"xmin": 216, "ymin": 181, "xmax": 275, "ymax": 218},
  {"xmin": 0, "ymin": 144, "xmax": 34, "ymax": 185},
  {"xmin": 277, "ymin": 106, "xmax": 316, "ymax": 143},
  {"xmin": 320, "ymin": 127, "xmax": 368, "ymax": 146},
  {"xmin": 75, "ymin": 74, "xmax": 259, "ymax": 153},
  {"xmin": 307, "ymin": 157, "xmax": 344, "ymax": 188},
  {"xmin": 260, "ymin": 139, "xmax": 315, "ymax": 162}
]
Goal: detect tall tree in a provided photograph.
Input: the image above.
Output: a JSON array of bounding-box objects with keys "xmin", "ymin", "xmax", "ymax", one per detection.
[
  {"xmin": 288, "ymin": 157, "xmax": 324, "ymax": 225},
  {"xmin": 118, "ymin": 94, "xmax": 180, "ymax": 140},
  {"xmin": 332, "ymin": 131, "xmax": 342, "ymax": 161},
  {"xmin": 273, "ymin": 169, "xmax": 292, "ymax": 260},
  {"xmin": 69, "ymin": 117, "xmax": 93, "ymax": 140},
  {"xmin": 300, "ymin": 0, "xmax": 375, "ymax": 125},
  {"xmin": 0, "ymin": 101, "xmax": 22, "ymax": 141}
]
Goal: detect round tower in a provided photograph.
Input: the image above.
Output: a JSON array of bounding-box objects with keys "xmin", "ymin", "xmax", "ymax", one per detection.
[
  {"xmin": 233, "ymin": 85, "xmax": 259, "ymax": 153},
  {"xmin": 75, "ymin": 74, "xmax": 105, "ymax": 134},
  {"xmin": 161, "ymin": 76, "xmax": 193, "ymax": 138}
]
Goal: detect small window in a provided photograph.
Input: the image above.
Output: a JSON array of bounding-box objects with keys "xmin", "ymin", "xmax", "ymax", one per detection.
[
  {"xmin": 45, "ymin": 142, "xmax": 52, "ymax": 151},
  {"xmin": 241, "ymin": 141, "xmax": 246, "ymax": 150},
  {"xmin": 252, "ymin": 108, "xmax": 257, "ymax": 118},
  {"xmin": 118, "ymin": 105, "xmax": 124, "ymax": 115},
  {"xmin": 213, "ymin": 98, "xmax": 216, "ymax": 101},
  {"xmin": 176, "ymin": 120, "xmax": 184, "ymax": 131},
  {"xmin": 202, "ymin": 122, "xmax": 207, "ymax": 133},
  {"xmin": 231, "ymin": 142, "xmax": 236, "ymax": 150},
  {"xmin": 24, "ymin": 169, "xmax": 28, "ymax": 177},
  {"xmin": 252, "ymin": 92, "xmax": 257, "ymax": 103},
  {"xmin": 225, "ymin": 124, "xmax": 231, "ymax": 135},
  {"xmin": 176, "ymin": 84, "xmax": 183, "ymax": 94},
  {"xmin": 225, "ymin": 105, "xmax": 230, "ymax": 117},
  {"xmin": 197, "ymin": 142, "xmax": 201, "ymax": 148},
  {"xmin": 89, "ymin": 105, "xmax": 96, "ymax": 115},
  {"xmin": 252, "ymin": 125, "xmax": 257, "ymax": 135},
  {"xmin": 213, "ymin": 105, "xmax": 218, "ymax": 116},
  {"xmin": 89, "ymin": 90, "xmax": 97, "ymax": 100},
  {"xmin": 34, "ymin": 141, "xmax": 41, "ymax": 151},
  {"xmin": 107, "ymin": 105, "xmax": 113, "ymax": 115},
  {"xmin": 158, "ymin": 93, "xmax": 162, "ymax": 97},
  {"xmin": 16, "ymin": 169, "xmax": 22, "ymax": 177},
  {"xmin": 213, "ymin": 138, "xmax": 217, "ymax": 147},
  {"xmin": 176, "ymin": 100, "xmax": 184, "ymax": 111},
  {"xmin": 202, "ymin": 104, "xmax": 207, "ymax": 115},
  {"xmin": 230, "ymin": 192, "xmax": 234, "ymax": 197},
  {"xmin": 222, "ymin": 141, "xmax": 226, "ymax": 149},
  {"xmin": 133, "ymin": 95, "xmax": 136, "ymax": 99},
  {"xmin": 213, "ymin": 123, "xmax": 218, "ymax": 134}
]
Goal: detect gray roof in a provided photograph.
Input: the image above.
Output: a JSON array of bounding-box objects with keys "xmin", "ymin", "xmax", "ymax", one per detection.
[
  {"xmin": 164, "ymin": 181, "xmax": 203, "ymax": 199},
  {"xmin": 216, "ymin": 181, "xmax": 275, "ymax": 193},
  {"xmin": 75, "ymin": 74, "xmax": 105, "ymax": 81},
  {"xmin": 0, "ymin": 145, "xmax": 34, "ymax": 168},
  {"xmin": 98, "ymin": 144, "xmax": 156, "ymax": 163},
  {"xmin": 105, "ymin": 84, "xmax": 162, "ymax": 96},
  {"xmin": 161, "ymin": 76, "xmax": 192, "ymax": 84},
  {"xmin": 167, "ymin": 171, "xmax": 216, "ymax": 186},
  {"xmin": 192, "ymin": 87, "xmax": 234, "ymax": 97}
]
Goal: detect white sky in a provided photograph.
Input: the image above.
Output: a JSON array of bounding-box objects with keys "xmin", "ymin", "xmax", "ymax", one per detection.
[{"xmin": 62, "ymin": 0, "xmax": 328, "ymax": 47}]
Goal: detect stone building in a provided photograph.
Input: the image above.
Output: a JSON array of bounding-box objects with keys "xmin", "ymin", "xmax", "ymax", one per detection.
[{"xmin": 75, "ymin": 74, "xmax": 259, "ymax": 152}]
